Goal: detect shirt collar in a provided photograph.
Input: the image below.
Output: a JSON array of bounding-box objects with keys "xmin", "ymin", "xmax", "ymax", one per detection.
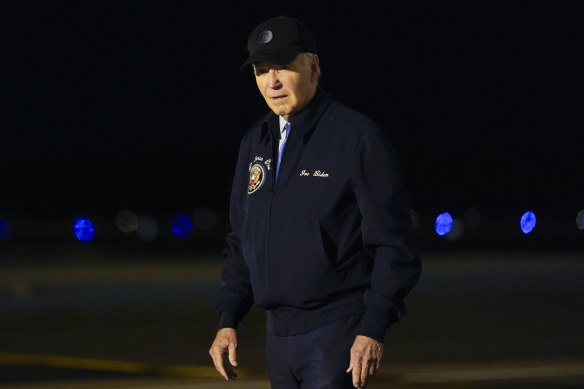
[{"xmin": 278, "ymin": 115, "xmax": 289, "ymax": 137}]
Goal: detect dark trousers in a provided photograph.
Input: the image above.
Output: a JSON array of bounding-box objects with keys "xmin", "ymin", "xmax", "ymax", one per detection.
[{"xmin": 265, "ymin": 314, "xmax": 362, "ymax": 389}]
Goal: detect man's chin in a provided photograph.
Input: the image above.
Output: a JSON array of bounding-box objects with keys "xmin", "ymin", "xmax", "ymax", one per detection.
[
  {"xmin": 270, "ymin": 109, "xmax": 290, "ymax": 118},
  {"xmin": 266, "ymin": 103, "xmax": 291, "ymax": 117}
]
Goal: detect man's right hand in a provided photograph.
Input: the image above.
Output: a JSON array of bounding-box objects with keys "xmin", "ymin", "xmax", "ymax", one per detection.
[{"xmin": 209, "ymin": 328, "xmax": 238, "ymax": 381}]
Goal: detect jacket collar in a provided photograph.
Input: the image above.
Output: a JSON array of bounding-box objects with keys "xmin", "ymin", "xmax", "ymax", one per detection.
[
  {"xmin": 260, "ymin": 87, "xmax": 332, "ymax": 143},
  {"xmin": 288, "ymin": 87, "xmax": 331, "ymax": 140}
]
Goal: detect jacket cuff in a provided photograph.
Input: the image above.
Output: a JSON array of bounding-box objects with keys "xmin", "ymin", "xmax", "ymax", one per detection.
[
  {"xmin": 358, "ymin": 314, "xmax": 388, "ymax": 344},
  {"xmin": 358, "ymin": 306, "xmax": 403, "ymax": 343},
  {"xmin": 219, "ymin": 312, "xmax": 240, "ymax": 329}
]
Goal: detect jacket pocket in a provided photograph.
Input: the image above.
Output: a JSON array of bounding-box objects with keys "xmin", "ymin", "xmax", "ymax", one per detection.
[
  {"xmin": 310, "ymin": 211, "xmax": 333, "ymax": 273},
  {"xmin": 263, "ymin": 209, "xmax": 334, "ymax": 306}
]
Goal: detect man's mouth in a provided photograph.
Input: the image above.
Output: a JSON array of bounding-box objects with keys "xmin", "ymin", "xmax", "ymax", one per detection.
[{"xmin": 271, "ymin": 95, "xmax": 287, "ymax": 101}]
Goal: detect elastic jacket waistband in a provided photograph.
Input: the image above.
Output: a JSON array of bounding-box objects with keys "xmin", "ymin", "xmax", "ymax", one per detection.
[{"xmin": 266, "ymin": 293, "xmax": 365, "ymax": 336}]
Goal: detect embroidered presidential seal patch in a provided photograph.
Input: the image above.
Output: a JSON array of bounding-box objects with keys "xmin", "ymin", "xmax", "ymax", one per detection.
[{"xmin": 248, "ymin": 163, "xmax": 266, "ymax": 194}]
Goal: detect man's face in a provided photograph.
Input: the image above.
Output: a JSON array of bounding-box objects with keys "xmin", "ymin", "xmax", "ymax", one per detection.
[{"xmin": 254, "ymin": 54, "xmax": 318, "ymax": 121}]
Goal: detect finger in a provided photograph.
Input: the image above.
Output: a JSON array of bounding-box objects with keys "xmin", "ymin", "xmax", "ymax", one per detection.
[
  {"xmin": 369, "ymin": 362, "xmax": 377, "ymax": 376},
  {"xmin": 352, "ymin": 362, "xmax": 361, "ymax": 388},
  {"xmin": 346, "ymin": 359, "xmax": 353, "ymax": 373},
  {"xmin": 210, "ymin": 351, "xmax": 229, "ymax": 381},
  {"xmin": 360, "ymin": 361, "xmax": 371, "ymax": 388},
  {"xmin": 228, "ymin": 343, "xmax": 238, "ymax": 366}
]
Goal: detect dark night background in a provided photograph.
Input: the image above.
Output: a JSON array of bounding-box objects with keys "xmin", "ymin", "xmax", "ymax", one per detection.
[
  {"xmin": 1, "ymin": 1, "xmax": 583, "ymax": 250},
  {"xmin": 1, "ymin": 2, "xmax": 584, "ymax": 387}
]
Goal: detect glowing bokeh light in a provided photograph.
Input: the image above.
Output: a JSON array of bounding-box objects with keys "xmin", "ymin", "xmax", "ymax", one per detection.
[
  {"xmin": 171, "ymin": 215, "xmax": 194, "ymax": 238},
  {"xmin": 0, "ymin": 218, "xmax": 10, "ymax": 240},
  {"xmin": 576, "ymin": 209, "xmax": 584, "ymax": 231},
  {"xmin": 435, "ymin": 212, "xmax": 453, "ymax": 236},
  {"xmin": 116, "ymin": 209, "xmax": 139, "ymax": 233},
  {"xmin": 520, "ymin": 211, "xmax": 536, "ymax": 234},
  {"xmin": 446, "ymin": 218, "xmax": 465, "ymax": 241},
  {"xmin": 73, "ymin": 217, "xmax": 95, "ymax": 242}
]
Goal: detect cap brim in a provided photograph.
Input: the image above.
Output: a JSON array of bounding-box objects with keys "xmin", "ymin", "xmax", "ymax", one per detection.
[{"xmin": 240, "ymin": 48, "xmax": 301, "ymax": 71}]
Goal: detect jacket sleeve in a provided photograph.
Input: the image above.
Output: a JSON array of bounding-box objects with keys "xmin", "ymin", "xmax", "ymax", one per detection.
[
  {"xmin": 351, "ymin": 129, "xmax": 422, "ymax": 343},
  {"xmin": 213, "ymin": 139, "xmax": 254, "ymax": 329}
]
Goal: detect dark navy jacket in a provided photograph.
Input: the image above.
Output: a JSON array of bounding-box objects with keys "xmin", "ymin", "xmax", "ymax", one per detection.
[{"xmin": 215, "ymin": 88, "xmax": 421, "ymax": 342}]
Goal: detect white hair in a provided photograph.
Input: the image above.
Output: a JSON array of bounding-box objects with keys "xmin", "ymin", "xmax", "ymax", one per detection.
[
  {"xmin": 299, "ymin": 52, "xmax": 321, "ymax": 83},
  {"xmin": 251, "ymin": 52, "xmax": 321, "ymax": 82}
]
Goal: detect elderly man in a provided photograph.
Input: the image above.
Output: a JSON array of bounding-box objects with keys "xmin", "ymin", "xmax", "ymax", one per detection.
[{"xmin": 209, "ymin": 16, "xmax": 421, "ymax": 389}]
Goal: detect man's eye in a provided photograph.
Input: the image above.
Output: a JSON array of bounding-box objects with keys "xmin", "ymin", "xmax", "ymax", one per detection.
[{"xmin": 257, "ymin": 68, "xmax": 268, "ymax": 75}]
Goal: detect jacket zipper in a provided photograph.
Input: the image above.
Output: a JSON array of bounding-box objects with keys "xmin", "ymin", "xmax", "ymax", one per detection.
[{"xmin": 264, "ymin": 134, "xmax": 277, "ymax": 298}]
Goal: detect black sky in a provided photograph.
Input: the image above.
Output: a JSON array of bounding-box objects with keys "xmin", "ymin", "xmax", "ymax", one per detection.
[{"xmin": 1, "ymin": 1, "xmax": 583, "ymax": 235}]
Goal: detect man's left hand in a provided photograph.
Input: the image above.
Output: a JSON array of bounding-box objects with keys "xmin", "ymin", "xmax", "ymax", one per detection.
[{"xmin": 346, "ymin": 335, "xmax": 383, "ymax": 388}]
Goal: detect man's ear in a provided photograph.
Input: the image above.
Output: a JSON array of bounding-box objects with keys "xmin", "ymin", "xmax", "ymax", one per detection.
[{"xmin": 311, "ymin": 55, "xmax": 320, "ymax": 83}]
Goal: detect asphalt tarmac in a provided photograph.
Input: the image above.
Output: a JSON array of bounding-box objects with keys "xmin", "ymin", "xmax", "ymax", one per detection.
[{"xmin": 1, "ymin": 247, "xmax": 583, "ymax": 388}]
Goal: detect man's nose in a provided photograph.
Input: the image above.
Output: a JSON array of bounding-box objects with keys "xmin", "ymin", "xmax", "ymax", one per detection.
[{"xmin": 268, "ymin": 70, "xmax": 281, "ymax": 88}]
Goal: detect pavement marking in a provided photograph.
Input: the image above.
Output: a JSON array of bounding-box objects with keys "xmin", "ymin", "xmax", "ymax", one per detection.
[
  {"xmin": 0, "ymin": 378, "xmax": 272, "ymax": 389},
  {"xmin": 378, "ymin": 360, "xmax": 584, "ymax": 384},
  {"xmin": 0, "ymin": 352, "xmax": 247, "ymax": 379},
  {"xmin": 2, "ymin": 352, "xmax": 584, "ymax": 385}
]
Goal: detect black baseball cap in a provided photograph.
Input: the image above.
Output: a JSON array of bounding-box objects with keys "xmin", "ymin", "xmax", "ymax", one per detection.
[{"xmin": 241, "ymin": 16, "xmax": 317, "ymax": 70}]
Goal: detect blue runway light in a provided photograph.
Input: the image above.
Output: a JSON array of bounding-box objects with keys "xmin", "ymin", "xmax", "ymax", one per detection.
[
  {"xmin": 435, "ymin": 212, "xmax": 453, "ymax": 236},
  {"xmin": 520, "ymin": 211, "xmax": 536, "ymax": 234},
  {"xmin": 171, "ymin": 215, "xmax": 194, "ymax": 238},
  {"xmin": 73, "ymin": 217, "xmax": 95, "ymax": 242},
  {"xmin": 0, "ymin": 219, "xmax": 10, "ymax": 240}
]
